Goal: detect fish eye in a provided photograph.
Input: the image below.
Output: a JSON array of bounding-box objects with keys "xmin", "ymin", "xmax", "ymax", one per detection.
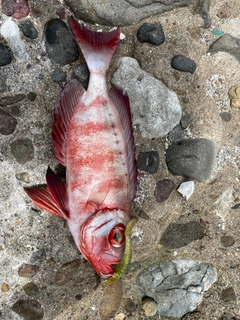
[{"xmin": 109, "ymin": 223, "xmax": 125, "ymax": 248}]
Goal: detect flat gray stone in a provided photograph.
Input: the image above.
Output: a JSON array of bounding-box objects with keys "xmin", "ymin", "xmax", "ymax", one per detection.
[
  {"xmin": 136, "ymin": 259, "xmax": 217, "ymax": 318},
  {"xmin": 65, "ymin": 0, "xmax": 192, "ymax": 26},
  {"xmin": 111, "ymin": 57, "xmax": 182, "ymax": 138}
]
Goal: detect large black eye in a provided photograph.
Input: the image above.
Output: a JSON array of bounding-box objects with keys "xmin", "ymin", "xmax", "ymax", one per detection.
[{"xmin": 109, "ymin": 223, "xmax": 125, "ymax": 248}]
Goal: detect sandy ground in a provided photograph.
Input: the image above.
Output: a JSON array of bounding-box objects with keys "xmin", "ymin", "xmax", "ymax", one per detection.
[{"xmin": 1, "ymin": 0, "xmax": 240, "ymax": 319}]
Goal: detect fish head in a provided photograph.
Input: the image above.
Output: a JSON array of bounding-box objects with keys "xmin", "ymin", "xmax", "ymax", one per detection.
[{"xmin": 80, "ymin": 208, "xmax": 128, "ymax": 279}]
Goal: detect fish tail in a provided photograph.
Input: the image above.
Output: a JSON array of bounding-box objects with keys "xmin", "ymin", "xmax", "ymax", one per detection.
[{"xmin": 70, "ymin": 17, "xmax": 120, "ymax": 74}]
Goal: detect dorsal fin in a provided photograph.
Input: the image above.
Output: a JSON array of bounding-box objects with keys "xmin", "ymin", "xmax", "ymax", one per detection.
[
  {"xmin": 109, "ymin": 85, "xmax": 138, "ymax": 200},
  {"xmin": 52, "ymin": 79, "xmax": 85, "ymax": 166}
]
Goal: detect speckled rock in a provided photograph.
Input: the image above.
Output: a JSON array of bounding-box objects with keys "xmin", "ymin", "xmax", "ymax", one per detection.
[
  {"xmin": 18, "ymin": 20, "xmax": 38, "ymax": 39},
  {"xmin": 12, "ymin": 299, "xmax": 43, "ymax": 320},
  {"xmin": 52, "ymin": 69, "xmax": 67, "ymax": 82},
  {"xmin": 171, "ymin": 55, "xmax": 197, "ymax": 74},
  {"xmin": 137, "ymin": 259, "xmax": 217, "ymax": 318},
  {"xmin": 154, "ymin": 179, "xmax": 175, "ymax": 202},
  {"xmin": 54, "ymin": 259, "xmax": 81, "ymax": 286},
  {"xmin": 160, "ymin": 220, "xmax": 205, "ymax": 248},
  {"xmin": 166, "ymin": 138, "xmax": 216, "ymax": 181},
  {"xmin": 137, "ymin": 151, "xmax": 159, "ymax": 173},
  {"xmin": 0, "ymin": 43, "xmax": 12, "ymax": 66},
  {"xmin": 44, "ymin": 19, "xmax": 79, "ymax": 66},
  {"xmin": 2, "ymin": 0, "xmax": 30, "ymax": 19},
  {"xmin": 0, "ymin": 109, "xmax": 17, "ymax": 135},
  {"xmin": 10, "ymin": 138, "xmax": 34, "ymax": 164},
  {"xmin": 112, "ymin": 57, "xmax": 182, "ymax": 138},
  {"xmin": 217, "ymin": 5, "xmax": 232, "ymax": 19},
  {"xmin": 137, "ymin": 23, "xmax": 165, "ymax": 45},
  {"xmin": 65, "ymin": 0, "xmax": 192, "ymax": 26}
]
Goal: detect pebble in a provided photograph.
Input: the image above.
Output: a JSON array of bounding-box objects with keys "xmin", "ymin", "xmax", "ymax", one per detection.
[
  {"xmin": 180, "ymin": 114, "xmax": 194, "ymax": 129},
  {"xmin": 154, "ymin": 179, "xmax": 175, "ymax": 202},
  {"xmin": 168, "ymin": 125, "xmax": 185, "ymax": 141},
  {"xmin": 10, "ymin": 138, "xmax": 34, "ymax": 164},
  {"xmin": 0, "ymin": 20, "xmax": 29, "ymax": 63},
  {"xmin": 221, "ymin": 287, "xmax": 236, "ymax": 302},
  {"xmin": 0, "ymin": 94, "xmax": 26, "ymax": 106},
  {"xmin": 54, "ymin": 259, "xmax": 81, "ymax": 286},
  {"xmin": 112, "ymin": 57, "xmax": 182, "ymax": 138},
  {"xmin": 208, "ymin": 34, "xmax": 240, "ymax": 64},
  {"xmin": 23, "ymin": 282, "xmax": 39, "ymax": 296},
  {"xmin": 44, "ymin": 19, "xmax": 79, "ymax": 66},
  {"xmin": 219, "ymin": 112, "xmax": 232, "ymax": 122},
  {"xmin": 142, "ymin": 297, "xmax": 158, "ymax": 316},
  {"xmin": 137, "ymin": 259, "xmax": 217, "ymax": 318},
  {"xmin": 2, "ymin": 0, "xmax": 30, "ymax": 19},
  {"xmin": 177, "ymin": 181, "xmax": 195, "ymax": 201},
  {"xmin": 0, "ymin": 109, "xmax": 17, "ymax": 135},
  {"xmin": 27, "ymin": 92, "xmax": 37, "ymax": 102},
  {"xmin": 52, "ymin": 69, "xmax": 67, "ymax": 82},
  {"xmin": 217, "ymin": 5, "xmax": 232, "ymax": 19},
  {"xmin": 228, "ymin": 84, "xmax": 240, "ymax": 108},
  {"xmin": 220, "ymin": 235, "xmax": 235, "ymax": 247},
  {"xmin": 72, "ymin": 63, "xmax": 90, "ymax": 89},
  {"xmin": 137, "ymin": 23, "xmax": 165, "ymax": 45},
  {"xmin": 99, "ymin": 279, "xmax": 123, "ymax": 320},
  {"xmin": 0, "ymin": 43, "xmax": 12, "ymax": 66},
  {"xmin": 18, "ymin": 263, "xmax": 39, "ymax": 278},
  {"xmin": 12, "ymin": 299, "xmax": 44, "ymax": 320},
  {"xmin": 18, "ymin": 20, "xmax": 38, "ymax": 39},
  {"xmin": 125, "ymin": 298, "xmax": 136, "ymax": 312},
  {"xmin": 1, "ymin": 283, "xmax": 10, "ymax": 292},
  {"xmin": 166, "ymin": 138, "xmax": 215, "ymax": 181},
  {"xmin": 160, "ymin": 220, "xmax": 205, "ymax": 249},
  {"xmin": 30, "ymin": 249, "xmax": 46, "ymax": 264},
  {"xmin": 137, "ymin": 151, "xmax": 159, "ymax": 173},
  {"xmin": 171, "ymin": 55, "xmax": 197, "ymax": 74}
]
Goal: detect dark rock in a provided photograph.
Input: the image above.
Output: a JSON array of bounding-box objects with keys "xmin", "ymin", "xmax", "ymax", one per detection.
[
  {"xmin": 154, "ymin": 179, "xmax": 175, "ymax": 202},
  {"xmin": 0, "ymin": 43, "xmax": 12, "ymax": 66},
  {"xmin": 99, "ymin": 279, "xmax": 123, "ymax": 320},
  {"xmin": 221, "ymin": 287, "xmax": 236, "ymax": 302},
  {"xmin": 18, "ymin": 20, "xmax": 38, "ymax": 39},
  {"xmin": 72, "ymin": 64, "xmax": 90, "ymax": 89},
  {"xmin": 220, "ymin": 235, "xmax": 235, "ymax": 247},
  {"xmin": 160, "ymin": 220, "xmax": 205, "ymax": 248},
  {"xmin": 44, "ymin": 19, "xmax": 79, "ymax": 66},
  {"xmin": 171, "ymin": 55, "xmax": 197, "ymax": 74},
  {"xmin": 166, "ymin": 138, "xmax": 215, "ymax": 181},
  {"xmin": 65, "ymin": 0, "xmax": 192, "ymax": 26},
  {"xmin": 0, "ymin": 94, "xmax": 26, "ymax": 106},
  {"xmin": 0, "ymin": 109, "xmax": 17, "ymax": 135},
  {"xmin": 18, "ymin": 263, "xmax": 39, "ymax": 278},
  {"xmin": 137, "ymin": 23, "xmax": 165, "ymax": 45},
  {"xmin": 10, "ymin": 138, "xmax": 34, "ymax": 164},
  {"xmin": 27, "ymin": 92, "xmax": 37, "ymax": 102},
  {"xmin": 208, "ymin": 34, "xmax": 240, "ymax": 64},
  {"xmin": 219, "ymin": 112, "xmax": 232, "ymax": 122},
  {"xmin": 168, "ymin": 125, "xmax": 185, "ymax": 142},
  {"xmin": 137, "ymin": 151, "xmax": 159, "ymax": 173},
  {"xmin": 52, "ymin": 69, "xmax": 67, "ymax": 82},
  {"xmin": 125, "ymin": 297, "xmax": 136, "ymax": 312},
  {"xmin": 23, "ymin": 282, "xmax": 39, "ymax": 296},
  {"xmin": 16, "ymin": 172, "xmax": 31, "ymax": 183},
  {"xmin": 75, "ymin": 294, "xmax": 82, "ymax": 300},
  {"xmin": 231, "ymin": 203, "xmax": 240, "ymax": 209},
  {"xmin": 12, "ymin": 299, "xmax": 43, "ymax": 320},
  {"xmin": 192, "ymin": 0, "xmax": 211, "ymax": 29},
  {"xmin": 180, "ymin": 114, "xmax": 194, "ymax": 129},
  {"xmin": 30, "ymin": 249, "xmax": 46, "ymax": 264},
  {"xmin": 54, "ymin": 259, "xmax": 81, "ymax": 286},
  {"xmin": 2, "ymin": 0, "xmax": 30, "ymax": 19}
]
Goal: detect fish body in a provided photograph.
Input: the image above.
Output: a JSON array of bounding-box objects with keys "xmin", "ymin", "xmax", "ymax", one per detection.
[{"xmin": 24, "ymin": 17, "xmax": 137, "ymax": 279}]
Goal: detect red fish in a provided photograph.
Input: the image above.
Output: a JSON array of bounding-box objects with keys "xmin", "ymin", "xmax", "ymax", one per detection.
[{"xmin": 24, "ymin": 17, "xmax": 137, "ymax": 279}]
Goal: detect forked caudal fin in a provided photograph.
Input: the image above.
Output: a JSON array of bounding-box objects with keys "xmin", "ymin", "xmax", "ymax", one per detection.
[{"xmin": 70, "ymin": 17, "xmax": 120, "ymax": 74}]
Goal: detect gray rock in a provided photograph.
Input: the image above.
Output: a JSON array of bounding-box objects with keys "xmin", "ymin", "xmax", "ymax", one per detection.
[
  {"xmin": 65, "ymin": 0, "xmax": 192, "ymax": 26},
  {"xmin": 30, "ymin": 249, "xmax": 46, "ymax": 264},
  {"xmin": 192, "ymin": 0, "xmax": 211, "ymax": 29},
  {"xmin": 136, "ymin": 259, "xmax": 217, "ymax": 318},
  {"xmin": 111, "ymin": 57, "xmax": 182, "ymax": 138},
  {"xmin": 54, "ymin": 259, "xmax": 81, "ymax": 286},
  {"xmin": 137, "ymin": 151, "xmax": 159, "ymax": 173},
  {"xmin": 171, "ymin": 55, "xmax": 197, "ymax": 74},
  {"xmin": 166, "ymin": 138, "xmax": 215, "ymax": 181},
  {"xmin": 0, "ymin": 109, "xmax": 17, "ymax": 135},
  {"xmin": 10, "ymin": 138, "xmax": 34, "ymax": 164},
  {"xmin": 208, "ymin": 34, "xmax": 240, "ymax": 64},
  {"xmin": 137, "ymin": 23, "xmax": 165, "ymax": 45},
  {"xmin": 0, "ymin": 43, "xmax": 12, "ymax": 66}
]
